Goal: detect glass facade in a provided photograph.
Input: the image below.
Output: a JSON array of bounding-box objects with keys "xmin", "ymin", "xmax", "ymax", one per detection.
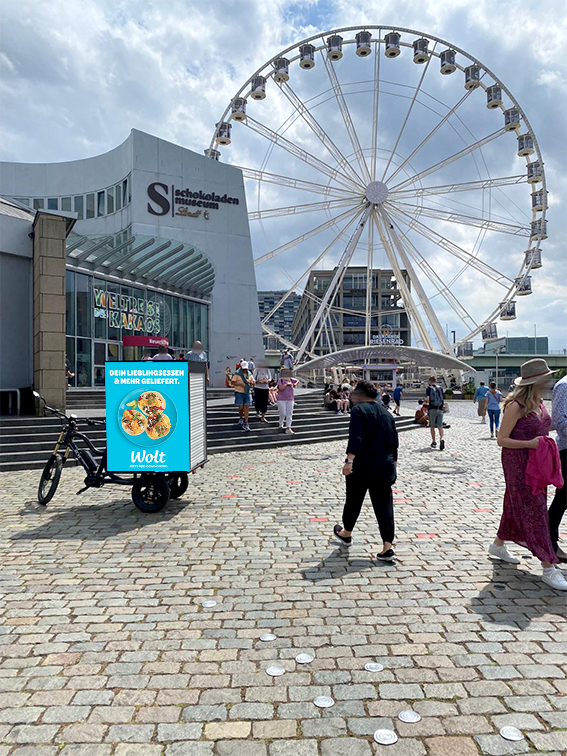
[{"xmin": 65, "ymin": 269, "xmax": 209, "ymax": 388}]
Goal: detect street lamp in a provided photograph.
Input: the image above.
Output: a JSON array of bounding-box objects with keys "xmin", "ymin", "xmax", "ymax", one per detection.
[{"xmin": 494, "ymin": 344, "xmax": 506, "ymax": 386}]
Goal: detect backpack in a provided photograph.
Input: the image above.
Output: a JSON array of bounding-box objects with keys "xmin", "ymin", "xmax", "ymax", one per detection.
[{"xmin": 429, "ymin": 385, "xmax": 444, "ymax": 408}]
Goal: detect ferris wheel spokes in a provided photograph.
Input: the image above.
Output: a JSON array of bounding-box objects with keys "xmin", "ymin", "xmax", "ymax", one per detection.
[
  {"xmin": 385, "ymin": 88, "xmax": 474, "ymax": 186},
  {"xmin": 320, "ymin": 50, "xmax": 372, "ymax": 185},
  {"xmin": 373, "ymin": 213, "xmax": 433, "ymax": 350},
  {"xmin": 388, "ymin": 200, "xmax": 531, "ymax": 236},
  {"xmin": 392, "ymin": 175, "xmax": 525, "ymax": 199},
  {"xmin": 276, "ymin": 80, "xmax": 363, "ymax": 187},
  {"xmin": 254, "ymin": 203, "xmax": 364, "ymax": 266},
  {"xmin": 238, "ymin": 166, "xmax": 356, "ymax": 199},
  {"xmin": 390, "ymin": 127, "xmax": 508, "ymax": 192},
  {"xmin": 243, "ymin": 115, "xmax": 362, "ymax": 193},
  {"xmin": 382, "ymin": 208, "xmax": 453, "ymax": 353},
  {"xmin": 388, "ymin": 205, "xmax": 513, "ymax": 286},
  {"xmin": 260, "ymin": 208, "xmax": 364, "ymax": 325},
  {"xmin": 370, "ymin": 40, "xmax": 382, "ymax": 183},
  {"xmin": 380, "ymin": 42, "xmax": 437, "ymax": 183},
  {"xmin": 248, "ymin": 196, "xmax": 361, "ymax": 222},
  {"xmin": 396, "ymin": 229, "xmax": 480, "ymax": 333}
]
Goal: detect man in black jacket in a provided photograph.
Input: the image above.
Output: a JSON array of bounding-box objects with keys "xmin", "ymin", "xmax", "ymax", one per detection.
[{"xmin": 333, "ymin": 380, "xmax": 399, "ymax": 562}]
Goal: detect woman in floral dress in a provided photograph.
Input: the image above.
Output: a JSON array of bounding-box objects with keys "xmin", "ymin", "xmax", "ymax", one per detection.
[{"xmin": 489, "ymin": 359, "xmax": 566, "ymax": 591}]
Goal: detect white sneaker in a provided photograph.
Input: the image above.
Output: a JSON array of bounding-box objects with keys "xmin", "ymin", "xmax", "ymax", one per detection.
[
  {"xmin": 542, "ymin": 568, "xmax": 567, "ymax": 591},
  {"xmin": 488, "ymin": 543, "xmax": 521, "ymax": 564},
  {"xmin": 285, "ymin": 428, "xmax": 294, "ymax": 435},
  {"xmin": 481, "ymin": 418, "xmax": 486, "ymax": 424}
]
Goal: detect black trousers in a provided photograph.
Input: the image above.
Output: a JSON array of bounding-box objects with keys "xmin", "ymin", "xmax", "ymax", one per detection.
[
  {"xmin": 343, "ymin": 466, "xmax": 396, "ymax": 543},
  {"xmin": 549, "ymin": 448, "xmax": 567, "ymax": 551},
  {"xmin": 254, "ymin": 389, "xmax": 269, "ymax": 414}
]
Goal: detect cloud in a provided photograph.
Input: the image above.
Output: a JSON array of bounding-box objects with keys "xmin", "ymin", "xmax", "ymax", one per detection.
[{"xmin": 1, "ymin": 0, "xmax": 565, "ymax": 350}]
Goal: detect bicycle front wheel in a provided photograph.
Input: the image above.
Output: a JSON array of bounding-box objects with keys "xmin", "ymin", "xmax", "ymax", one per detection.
[
  {"xmin": 38, "ymin": 454, "xmax": 63, "ymax": 505},
  {"xmin": 132, "ymin": 475, "xmax": 170, "ymax": 513}
]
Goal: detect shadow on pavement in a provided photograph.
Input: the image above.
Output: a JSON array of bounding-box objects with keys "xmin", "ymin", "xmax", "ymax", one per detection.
[
  {"xmin": 300, "ymin": 546, "xmax": 392, "ymax": 582},
  {"xmin": 469, "ymin": 560, "xmax": 567, "ymax": 628},
  {"xmin": 12, "ymin": 498, "xmax": 189, "ymax": 541}
]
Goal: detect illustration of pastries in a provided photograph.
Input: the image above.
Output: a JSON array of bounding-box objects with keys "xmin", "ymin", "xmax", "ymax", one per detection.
[
  {"xmin": 121, "ymin": 409, "xmax": 147, "ymax": 436},
  {"xmin": 146, "ymin": 411, "xmax": 171, "ymax": 440},
  {"xmin": 138, "ymin": 390, "xmax": 166, "ymax": 415}
]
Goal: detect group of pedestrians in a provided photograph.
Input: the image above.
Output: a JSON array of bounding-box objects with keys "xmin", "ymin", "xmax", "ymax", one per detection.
[
  {"xmin": 227, "ymin": 351, "xmax": 299, "ymax": 434},
  {"xmin": 331, "ymin": 359, "xmax": 567, "ymax": 592}
]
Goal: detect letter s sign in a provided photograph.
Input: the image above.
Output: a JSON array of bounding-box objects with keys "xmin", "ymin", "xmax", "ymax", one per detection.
[{"xmin": 147, "ymin": 182, "xmax": 170, "ymax": 216}]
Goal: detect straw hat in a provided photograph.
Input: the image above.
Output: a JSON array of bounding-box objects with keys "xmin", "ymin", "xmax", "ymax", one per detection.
[{"xmin": 514, "ymin": 358, "xmax": 556, "ymax": 386}]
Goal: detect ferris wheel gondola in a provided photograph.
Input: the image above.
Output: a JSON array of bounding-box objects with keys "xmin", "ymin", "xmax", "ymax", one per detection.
[{"xmin": 206, "ymin": 26, "xmax": 546, "ymax": 361}]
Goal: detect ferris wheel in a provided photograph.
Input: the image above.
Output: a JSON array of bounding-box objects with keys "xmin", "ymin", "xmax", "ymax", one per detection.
[{"xmin": 206, "ymin": 26, "xmax": 547, "ymax": 363}]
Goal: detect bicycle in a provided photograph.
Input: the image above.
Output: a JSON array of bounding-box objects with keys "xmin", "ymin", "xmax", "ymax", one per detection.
[{"xmin": 35, "ymin": 392, "xmax": 189, "ymax": 513}]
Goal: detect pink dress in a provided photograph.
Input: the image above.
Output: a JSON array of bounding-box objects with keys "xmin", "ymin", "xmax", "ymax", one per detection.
[{"xmin": 497, "ymin": 401, "xmax": 557, "ymax": 563}]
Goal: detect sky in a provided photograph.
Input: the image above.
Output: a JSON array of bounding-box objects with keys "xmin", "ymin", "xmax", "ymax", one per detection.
[{"xmin": 1, "ymin": 0, "xmax": 566, "ymax": 351}]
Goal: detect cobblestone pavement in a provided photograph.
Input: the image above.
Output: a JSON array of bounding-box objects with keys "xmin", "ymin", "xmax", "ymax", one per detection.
[{"xmin": 0, "ymin": 401, "xmax": 566, "ymax": 756}]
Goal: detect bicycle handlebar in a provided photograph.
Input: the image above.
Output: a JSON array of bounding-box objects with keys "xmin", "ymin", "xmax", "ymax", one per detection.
[{"xmin": 34, "ymin": 392, "xmax": 105, "ymax": 427}]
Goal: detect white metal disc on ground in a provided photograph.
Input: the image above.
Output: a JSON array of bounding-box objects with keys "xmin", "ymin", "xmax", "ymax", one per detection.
[
  {"xmin": 313, "ymin": 695, "xmax": 335, "ymax": 708},
  {"xmin": 364, "ymin": 662, "xmax": 384, "ymax": 672},
  {"xmin": 500, "ymin": 727, "xmax": 524, "ymax": 741},
  {"xmin": 260, "ymin": 633, "xmax": 277, "ymax": 641},
  {"xmin": 398, "ymin": 710, "xmax": 422, "ymax": 723},
  {"xmin": 374, "ymin": 729, "xmax": 399, "ymax": 745},
  {"xmin": 266, "ymin": 666, "xmax": 286, "ymax": 676},
  {"xmin": 296, "ymin": 653, "xmax": 314, "ymax": 664},
  {"xmin": 201, "ymin": 600, "xmax": 217, "ymax": 608}
]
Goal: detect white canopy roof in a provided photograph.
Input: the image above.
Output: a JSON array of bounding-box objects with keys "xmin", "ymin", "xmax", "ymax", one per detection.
[{"xmin": 297, "ymin": 345, "xmax": 475, "ymax": 372}]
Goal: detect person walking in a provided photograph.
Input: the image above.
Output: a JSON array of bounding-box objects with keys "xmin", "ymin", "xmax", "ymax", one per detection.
[
  {"xmin": 185, "ymin": 340, "xmax": 209, "ymax": 382},
  {"xmin": 488, "ymin": 359, "xmax": 567, "ymax": 591},
  {"xmin": 486, "ymin": 382, "xmax": 503, "ymax": 438},
  {"xmin": 549, "ymin": 372, "xmax": 567, "ymax": 561},
  {"xmin": 253, "ymin": 361, "xmax": 272, "ymax": 423},
  {"xmin": 231, "ymin": 361, "xmax": 254, "ymax": 432},
  {"xmin": 426, "ymin": 376, "xmax": 445, "ymax": 450},
  {"xmin": 393, "ymin": 384, "xmax": 403, "ymax": 416},
  {"xmin": 151, "ymin": 345, "xmax": 173, "ymax": 361},
  {"xmin": 474, "ymin": 381, "xmax": 490, "ymax": 423},
  {"xmin": 277, "ymin": 368, "xmax": 299, "ymax": 434},
  {"xmin": 333, "ymin": 380, "xmax": 399, "ymax": 562},
  {"xmin": 248, "ymin": 357, "xmax": 256, "ymax": 372},
  {"xmin": 280, "ymin": 349, "xmax": 294, "ymax": 370}
]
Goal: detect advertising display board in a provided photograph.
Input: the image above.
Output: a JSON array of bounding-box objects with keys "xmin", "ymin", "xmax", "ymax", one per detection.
[{"xmin": 106, "ymin": 362, "xmax": 189, "ymax": 472}]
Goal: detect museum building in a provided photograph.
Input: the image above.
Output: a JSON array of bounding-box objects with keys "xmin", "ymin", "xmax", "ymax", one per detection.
[{"xmin": 0, "ymin": 129, "xmax": 264, "ymax": 409}]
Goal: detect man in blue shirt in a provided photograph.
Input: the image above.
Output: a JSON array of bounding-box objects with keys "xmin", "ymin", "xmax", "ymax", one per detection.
[
  {"xmin": 185, "ymin": 340, "xmax": 209, "ymax": 383},
  {"xmin": 550, "ymin": 374, "xmax": 567, "ymax": 561},
  {"xmin": 393, "ymin": 384, "xmax": 403, "ymax": 416},
  {"xmin": 473, "ymin": 381, "xmax": 490, "ymax": 423}
]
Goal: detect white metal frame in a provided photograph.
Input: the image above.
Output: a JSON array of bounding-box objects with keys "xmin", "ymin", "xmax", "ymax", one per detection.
[{"xmin": 208, "ymin": 25, "xmax": 546, "ymax": 357}]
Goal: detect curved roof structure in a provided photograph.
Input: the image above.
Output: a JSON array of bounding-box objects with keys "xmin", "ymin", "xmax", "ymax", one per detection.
[
  {"xmin": 65, "ymin": 231, "xmax": 215, "ymax": 299},
  {"xmin": 297, "ymin": 345, "xmax": 475, "ymax": 373}
]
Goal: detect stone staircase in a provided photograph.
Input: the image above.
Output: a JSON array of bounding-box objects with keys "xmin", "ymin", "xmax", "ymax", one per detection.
[{"xmin": 0, "ymin": 391, "xmax": 418, "ymax": 472}]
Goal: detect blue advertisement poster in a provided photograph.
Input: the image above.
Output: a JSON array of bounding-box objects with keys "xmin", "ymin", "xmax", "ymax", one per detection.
[{"xmin": 106, "ymin": 363, "xmax": 189, "ymax": 472}]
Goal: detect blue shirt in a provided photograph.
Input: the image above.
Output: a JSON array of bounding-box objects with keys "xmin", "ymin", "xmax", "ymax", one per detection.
[
  {"xmin": 486, "ymin": 390, "xmax": 503, "ymax": 410},
  {"xmin": 552, "ymin": 375, "xmax": 567, "ymax": 452},
  {"xmin": 393, "ymin": 386, "xmax": 403, "ymax": 402},
  {"xmin": 186, "ymin": 350, "xmax": 208, "ymax": 363},
  {"xmin": 474, "ymin": 385, "xmax": 490, "ymax": 401}
]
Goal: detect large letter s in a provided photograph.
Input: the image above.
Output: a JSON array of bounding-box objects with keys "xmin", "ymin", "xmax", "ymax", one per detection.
[{"xmin": 147, "ymin": 182, "xmax": 170, "ymax": 216}]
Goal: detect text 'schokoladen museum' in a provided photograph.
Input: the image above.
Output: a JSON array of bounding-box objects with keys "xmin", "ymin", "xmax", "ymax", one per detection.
[{"xmin": 0, "ymin": 129, "xmax": 264, "ymax": 409}]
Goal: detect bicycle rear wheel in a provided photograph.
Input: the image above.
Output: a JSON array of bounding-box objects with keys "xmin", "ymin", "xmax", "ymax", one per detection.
[
  {"xmin": 38, "ymin": 454, "xmax": 63, "ymax": 505},
  {"xmin": 132, "ymin": 475, "xmax": 170, "ymax": 513},
  {"xmin": 168, "ymin": 473, "xmax": 189, "ymax": 500}
]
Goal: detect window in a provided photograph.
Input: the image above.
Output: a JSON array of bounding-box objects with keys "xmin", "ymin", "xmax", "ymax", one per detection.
[
  {"xmin": 14, "ymin": 198, "xmax": 30, "ymax": 206},
  {"xmin": 61, "ymin": 197, "xmax": 72, "ymax": 212},
  {"xmin": 343, "ymin": 315, "xmax": 365, "ymax": 327},
  {"xmin": 74, "ymin": 196, "xmax": 84, "ymax": 220},
  {"xmin": 115, "ymin": 184, "xmax": 122, "ymax": 211},
  {"xmin": 86, "ymin": 194, "xmax": 95, "ymax": 219},
  {"xmin": 382, "ymin": 314, "xmax": 400, "ymax": 327},
  {"xmin": 47, "ymin": 198, "xmax": 58, "ymax": 210},
  {"xmin": 66, "ymin": 270, "xmax": 75, "ymax": 335},
  {"xmin": 122, "ymin": 177, "xmax": 130, "ymax": 206},
  {"xmin": 343, "ymin": 295, "xmax": 366, "ymax": 309},
  {"xmin": 33, "ymin": 198, "xmax": 45, "ymax": 209},
  {"xmin": 76, "ymin": 338, "xmax": 92, "ymax": 387},
  {"xmin": 65, "ymin": 337, "xmax": 76, "ymax": 387},
  {"xmin": 76, "ymin": 273, "xmax": 92, "ymax": 337},
  {"xmin": 106, "ymin": 188, "xmax": 114, "ymax": 214},
  {"xmin": 97, "ymin": 191, "xmax": 105, "ymax": 217},
  {"xmin": 344, "ymin": 332, "xmax": 365, "ymax": 345}
]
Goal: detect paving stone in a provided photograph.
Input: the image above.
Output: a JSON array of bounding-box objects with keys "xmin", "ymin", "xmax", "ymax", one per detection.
[
  {"xmin": 165, "ymin": 745, "xmax": 213, "ymax": 756},
  {"xmin": 228, "ymin": 703, "xmax": 274, "ymax": 720},
  {"xmin": 268, "ymin": 743, "xmax": 318, "ymax": 756},
  {"xmin": 5, "ymin": 724, "xmax": 60, "ymax": 742},
  {"xmin": 106, "ymin": 724, "xmax": 155, "ymax": 742},
  {"xmin": 425, "ymin": 736, "xmax": 480, "ymax": 756},
  {"xmin": 320, "ymin": 739, "xmax": 372, "ymax": 756},
  {"xmin": 379, "ymin": 683, "xmax": 424, "ymax": 699},
  {"xmin": 216, "ymin": 743, "xmax": 267, "ymax": 756},
  {"xmin": 157, "ymin": 723, "xmax": 203, "ymax": 741},
  {"xmin": 474, "ymin": 734, "xmax": 529, "ymax": 755},
  {"xmin": 253, "ymin": 720, "xmax": 298, "ymax": 739},
  {"xmin": 114, "ymin": 747, "xmax": 164, "ymax": 756},
  {"xmin": 56, "ymin": 724, "xmax": 108, "ymax": 743},
  {"xmin": 203, "ymin": 721, "xmax": 251, "ymax": 739},
  {"xmin": 527, "ymin": 732, "xmax": 567, "ymax": 752},
  {"xmin": 60, "ymin": 748, "xmax": 113, "ymax": 756}
]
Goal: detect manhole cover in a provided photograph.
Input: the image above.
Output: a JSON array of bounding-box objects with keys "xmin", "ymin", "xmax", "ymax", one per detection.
[{"xmin": 422, "ymin": 464, "xmax": 467, "ymax": 475}]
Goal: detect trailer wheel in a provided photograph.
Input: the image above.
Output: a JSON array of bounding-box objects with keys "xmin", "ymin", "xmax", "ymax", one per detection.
[
  {"xmin": 168, "ymin": 473, "xmax": 189, "ymax": 500},
  {"xmin": 132, "ymin": 476, "xmax": 170, "ymax": 513}
]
